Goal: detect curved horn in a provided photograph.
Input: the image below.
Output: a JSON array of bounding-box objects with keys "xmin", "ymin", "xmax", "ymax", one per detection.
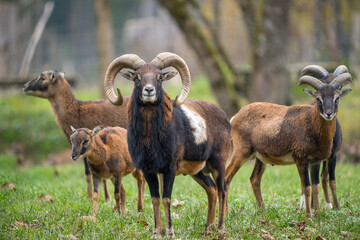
[
  {"xmin": 297, "ymin": 75, "xmax": 325, "ymax": 90},
  {"xmin": 150, "ymin": 52, "xmax": 191, "ymax": 107},
  {"xmin": 104, "ymin": 54, "xmax": 146, "ymax": 105},
  {"xmin": 333, "ymin": 65, "xmax": 349, "ymax": 76},
  {"xmin": 330, "ymin": 72, "xmax": 352, "ymax": 89},
  {"xmin": 300, "ymin": 65, "xmax": 329, "ymax": 79}
]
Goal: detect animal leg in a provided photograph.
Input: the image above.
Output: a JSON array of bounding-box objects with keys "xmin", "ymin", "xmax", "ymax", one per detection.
[
  {"xmin": 250, "ymin": 158, "xmax": 267, "ymax": 209},
  {"xmin": 162, "ymin": 171, "xmax": 176, "ymax": 238},
  {"xmin": 102, "ymin": 179, "xmax": 111, "ymax": 202},
  {"xmin": 84, "ymin": 157, "xmax": 92, "ymax": 200},
  {"xmin": 120, "ymin": 182, "xmax": 126, "ymax": 215},
  {"xmin": 132, "ymin": 170, "xmax": 145, "ymax": 212},
  {"xmin": 225, "ymin": 153, "xmax": 251, "ymax": 210},
  {"xmin": 328, "ymin": 154, "xmax": 339, "ymax": 209},
  {"xmin": 191, "ymin": 172, "xmax": 217, "ymax": 231},
  {"xmin": 321, "ymin": 160, "xmax": 332, "ymax": 209},
  {"xmin": 113, "ymin": 175, "xmax": 125, "ymax": 216},
  {"xmin": 159, "ymin": 173, "xmax": 164, "ymax": 196},
  {"xmin": 209, "ymin": 153, "xmax": 227, "ymax": 230},
  {"xmin": 143, "ymin": 172, "xmax": 162, "ymax": 236},
  {"xmin": 225, "ymin": 133, "xmax": 252, "ymax": 210},
  {"xmin": 295, "ymin": 160, "xmax": 311, "ymax": 218},
  {"xmin": 310, "ymin": 163, "xmax": 320, "ymax": 217},
  {"xmin": 91, "ymin": 175, "xmax": 101, "ymax": 219}
]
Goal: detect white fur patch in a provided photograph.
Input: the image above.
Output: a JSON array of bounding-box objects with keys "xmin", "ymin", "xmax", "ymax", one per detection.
[
  {"xmin": 326, "ymin": 202, "xmax": 333, "ymax": 210},
  {"xmin": 180, "ymin": 105, "xmax": 207, "ymax": 144},
  {"xmin": 256, "ymin": 153, "xmax": 295, "ymax": 165},
  {"xmin": 300, "ymin": 194, "xmax": 305, "ymax": 209}
]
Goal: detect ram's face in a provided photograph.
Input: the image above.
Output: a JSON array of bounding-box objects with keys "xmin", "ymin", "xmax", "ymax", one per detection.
[
  {"xmin": 305, "ymin": 85, "xmax": 351, "ymax": 121},
  {"xmin": 70, "ymin": 129, "xmax": 91, "ymax": 161},
  {"xmin": 120, "ymin": 64, "xmax": 177, "ymax": 104},
  {"xmin": 23, "ymin": 71, "xmax": 63, "ymax": 98}
]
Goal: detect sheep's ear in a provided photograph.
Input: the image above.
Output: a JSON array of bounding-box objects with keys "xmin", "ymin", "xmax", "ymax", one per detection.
[
  {"xmin": 58, "ymin": 71, "xmax": 65, "ymax": 79},
  {"xmin": 303, "ymin": 88, "xmax": 317, "ymax": 98},
  {"xmin": 70, "ymin": 126, "xmax": 76, "ymax": 133},
  {"xmin": 91, "ymin": 126, "xmax": 103, "ymax": 138},
  {"xmin": 51, "ymin": 71, "xmax": 58, "ymax": 83},
  {"xmin": 120, "ymin": 69, "xmax": 136, "ymax": 81},
  {"xmin": 162, "ymin": 71, "xmax": 177, "ymax": 81},
  {"xmin": 340, "ymin": 88, "xmax": 351, "ymax": 98}
]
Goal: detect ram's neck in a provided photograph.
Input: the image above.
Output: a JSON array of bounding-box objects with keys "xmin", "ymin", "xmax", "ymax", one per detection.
[
  {"xmin": 311, "ymin": 105, "xmax": 336, "ymax": 150},
  {"xmin": 48, "ymin": 80, "xmax": 80, "ymax": 134},
  {"xmin": 128, "ymin": 90, "xmax": 173, "ymax": 147}
]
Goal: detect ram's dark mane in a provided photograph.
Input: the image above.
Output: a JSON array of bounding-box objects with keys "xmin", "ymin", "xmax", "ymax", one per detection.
[{"xmin": 127, "ymin": 89, "xmax": 177, "ymax": 172}]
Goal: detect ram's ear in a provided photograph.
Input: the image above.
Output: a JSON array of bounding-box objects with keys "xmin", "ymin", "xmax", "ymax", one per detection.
[
  {"xmin": 303, "ymin": 88, "xmax": 317, "ymax": 98},
  {"xmin": 51, "ymin": 71, "xmax": 58, "ymax": 83},
  {"xmin": 339, "ymin": 88, "xmax": 351, "ymax": 98},
  {"xmin": 162, "ymin": 70, "xmax": 177, "ymax": 81},
  {"xmin": 70, "ymin": 125, "xmax": 76, "ymax": 133},
  {"xmin": 120, "ymin": 69, "xmax": 136, "ymax": 81},
  {"xmin": 91, "ymin": 126, "xmax": 103, "ymax": 138},
  {"xmin": 58, "ymin": 71, "xmax": 65, "ymax": 79}
]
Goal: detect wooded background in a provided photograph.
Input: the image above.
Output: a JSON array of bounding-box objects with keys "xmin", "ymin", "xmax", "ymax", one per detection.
[{"xmin": 1, "ymin": 0, "xmax": 360, "ymax": 116}]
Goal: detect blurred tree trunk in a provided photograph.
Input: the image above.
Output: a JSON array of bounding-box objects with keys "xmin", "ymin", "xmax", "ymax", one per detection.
[
  {"xmin": 334, "ymin": 0, "xmax": 351, "ymax": 61},
  {"xmin": 157, "ymin": 0, "xmax": 240, "ymax": 117},
  {"xmin": 95, "ymin": 0, "xmax": 114, "ymax": 98},
  {"xmin": 19, "ymin": 2, "xmax": 54, "ymax": 78},
  {"xmin": 242, "ymin": 0, "xmax": 292, "ymax": 104}
]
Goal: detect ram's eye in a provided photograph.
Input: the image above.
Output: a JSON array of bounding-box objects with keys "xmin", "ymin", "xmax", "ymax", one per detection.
[
  {"xmin": 134, "ymin": 75, "xmax": 140, "ymax": 83},
  {"xmin": 316, "ymin": 98, "xmax": 322, "ymax": 103},
  {"xmin": 335, "ymin": 97, "xmax": 340, "ymax": 103},
  {"xmin": 83, "ymin": 140, "xmax": 89, "ymax": 145}
]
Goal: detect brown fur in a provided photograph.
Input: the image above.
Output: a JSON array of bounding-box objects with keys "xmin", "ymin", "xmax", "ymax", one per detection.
[
  {"xmin": 226, "ymin": 101, "xmax": 337, "ymax": 218},
  {"xmin": 70, "ymin": 126, "xmax": 145, "ymax": 218},
  {"xmin": 24, "ymin": 71, "xmax": 129, "ymax": 200}
]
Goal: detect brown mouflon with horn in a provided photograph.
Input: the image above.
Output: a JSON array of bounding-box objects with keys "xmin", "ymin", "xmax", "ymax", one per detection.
[
  {"xmin": 298, "ymin": 64, "xmax": 349, "ymax": 210},
  {"xmin": 104, "ymin": 52, "xmax": 231, "ymax": 237},
  {"xmin": 225, "ymin": 65, "xmax": 351, "ymax": 218}
]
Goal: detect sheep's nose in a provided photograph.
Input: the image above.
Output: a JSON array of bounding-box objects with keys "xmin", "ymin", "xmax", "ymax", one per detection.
[
  {"xmin": 145, "ymin": 87, "xmax": 154, "ymax": 94},
  {"xmin": 325, "ymin": 110, "xmax": 332, "ymax": 117},
  {"xmin": 71, "ymin": 153, "xmax": 77, "ymax": 160}
]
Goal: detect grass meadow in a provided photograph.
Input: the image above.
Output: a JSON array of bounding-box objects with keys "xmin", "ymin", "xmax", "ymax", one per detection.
[
  {"xmin": 1, "ymin": 76, "xmax": 360, "ymax": 239},
  {"xmin": 1, "ymin": 154, "xmax": 359, "ymax": 239}
]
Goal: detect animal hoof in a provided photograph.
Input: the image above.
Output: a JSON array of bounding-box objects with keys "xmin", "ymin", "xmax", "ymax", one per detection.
[
  {"xmin": 205, "ymin": 223, "xmax": 216, "ymax": 232},
  {"xmin": 151, "ymin": 228, "xmax": 163, "ymax": 239},
  {"xmin": 166, "ymin": 227, "xmax": 175, "ymax": 238},
  {"xmin": 81, "ymin": 216, "xmax": 96, "ymax": 221},
  {"xmin": 325, "ymin": 202, "xmax": 333, "ymax": 210},
  {"xmin": 299, "ymin": 194, "xmax": 305, "ymax": 209}
]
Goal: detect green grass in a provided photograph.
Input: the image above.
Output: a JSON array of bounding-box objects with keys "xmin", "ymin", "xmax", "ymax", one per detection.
[{"xmin": 0, "ymin": 154, "xmax": 359, "ymax": 239}]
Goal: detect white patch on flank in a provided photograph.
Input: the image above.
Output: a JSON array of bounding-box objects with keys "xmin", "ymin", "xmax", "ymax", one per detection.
[
  {"xmin": 180, "ymin": 105, "xmax": 207, "ymax": 144},
  {"xmin": 326, "ymin": 202, "xmax": 333, "ymax": 210},
  {"xmin": 300, "ymin": 194, "xmax": 305, "ymax": 209}
]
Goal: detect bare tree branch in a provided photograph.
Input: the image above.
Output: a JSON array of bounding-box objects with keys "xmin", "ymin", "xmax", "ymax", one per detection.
[{"xmin": 19, "ymin": 1, "xmax": 54, "ymax": 78}]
